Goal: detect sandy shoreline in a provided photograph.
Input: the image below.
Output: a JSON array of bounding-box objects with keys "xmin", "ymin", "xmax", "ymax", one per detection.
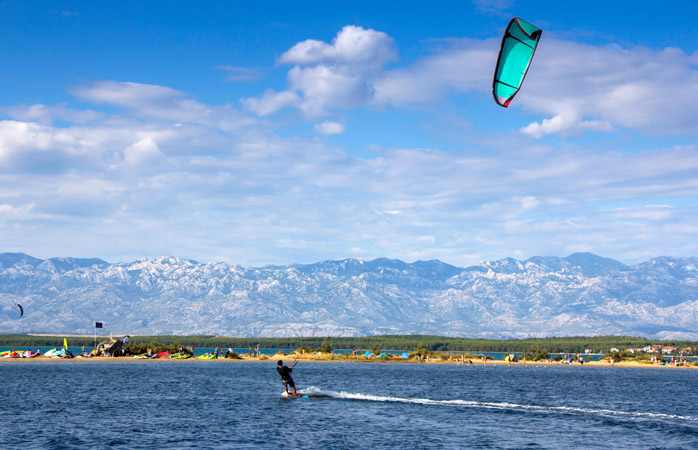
[{"xmin": 1, "ymin": 355, "xmax": 694, "ymax": 369}]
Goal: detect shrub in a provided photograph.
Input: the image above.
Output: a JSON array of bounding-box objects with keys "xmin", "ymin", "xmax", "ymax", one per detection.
[
  {"xmin": 608, "ymin": 351, "xmax": 622, "ymax": 362},
  {"xmin": 224, "ymin": 350, "xmax": 241, "ymax": 359},
  {"xmin": 295, "ymin": 345, "xmax": 313, "ymax": 355},
  {"xmin": 318, "ymin": 338, "xmax": 334, "ymax": 353}
]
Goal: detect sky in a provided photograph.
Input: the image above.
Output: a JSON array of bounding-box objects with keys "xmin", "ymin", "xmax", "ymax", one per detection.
[{"xmin": 1, "ymin": 0, "xmax": 697, "ymax": 267}]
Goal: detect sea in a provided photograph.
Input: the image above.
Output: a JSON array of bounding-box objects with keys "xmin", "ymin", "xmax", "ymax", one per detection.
[{"xmin": 0, "ymin": 360, "xmax": 696, "ymax": 450}]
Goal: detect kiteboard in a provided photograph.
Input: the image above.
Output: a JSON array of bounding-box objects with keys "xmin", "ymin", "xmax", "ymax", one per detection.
[
  {"xmin": 281, "ymin": 392, "xmax": 308, "ymax": 399},
  {"xmin": 281, "ymin": 391, "xmax": 334, "ymax": 399}
]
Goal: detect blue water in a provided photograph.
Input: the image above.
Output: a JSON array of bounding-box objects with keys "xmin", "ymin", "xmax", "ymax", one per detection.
[{"xmin": 1, "ymin": 361, "xmax": 696, "ymax": 449}]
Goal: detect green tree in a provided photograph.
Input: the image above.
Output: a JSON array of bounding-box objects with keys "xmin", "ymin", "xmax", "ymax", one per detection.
[
  {"xmin": 318, "ymin": 338, "xmax": 334, "ymax": 353},
  {"xmin": 296, "ymin": 345, "xmax": 313, "ymax": 355},
  {"xmin": 526, "ymin": 344, "xmax": 550, "ymax": 361}
]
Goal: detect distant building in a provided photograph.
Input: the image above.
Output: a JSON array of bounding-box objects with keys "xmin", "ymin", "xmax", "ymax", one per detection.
[
  {"xmin": 661, "ymin": 346, "xmax": 677, "ymax": 354},
  {"xmin": 680, "ymin": 347, "xmax": 692, "ymax": 354},
  {"xmin": 626, "ymin": 348, "xmax": 644, "ymax": 354},
  {"xmin": 584, "ymin": 349, "xmax": 593, "ymax": 354},
  {"xmin": 610, "ymin": 348, "xmax": 620, "ymax": 353}
]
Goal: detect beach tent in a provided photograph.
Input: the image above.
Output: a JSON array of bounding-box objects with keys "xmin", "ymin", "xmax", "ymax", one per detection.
[
  {"xmin": 400, "ymin": 352, "xmax": 410, "ymax": 359},
  {"xmin": 363, "ymin": 351, "xmax": 375, "ymax": 357},
  {"xmin": 377, "ymin": 353, "xmax": 388, "ymax": 358},
  {"xmin": 504, "ymin": 354, "xmax": 518, "ymax": 362}
]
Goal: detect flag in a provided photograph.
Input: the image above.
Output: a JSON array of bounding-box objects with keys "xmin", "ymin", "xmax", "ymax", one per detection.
[{"xmin": 95, "ymin": 322, "xmax": 103, "ymax": 328}]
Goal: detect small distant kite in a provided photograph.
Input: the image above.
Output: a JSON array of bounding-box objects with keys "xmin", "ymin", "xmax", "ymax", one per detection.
[
  {"xmin": 14, "ymin": 303, "xmax": 23, "ymax": 318},
  {"xmin": 492, "ymin": 17, "xmax": 542, "ymax": 107}
]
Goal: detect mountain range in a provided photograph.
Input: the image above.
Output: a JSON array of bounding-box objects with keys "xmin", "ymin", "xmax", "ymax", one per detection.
[{"xmin": 1, "ymin": 252, "xmax": 697, "ymax": 339}]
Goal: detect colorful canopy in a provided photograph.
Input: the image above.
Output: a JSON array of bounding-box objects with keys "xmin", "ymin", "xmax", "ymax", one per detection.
[{"xmin": 492, "ymin": 17, "xmax": 542, "ymax": 107}]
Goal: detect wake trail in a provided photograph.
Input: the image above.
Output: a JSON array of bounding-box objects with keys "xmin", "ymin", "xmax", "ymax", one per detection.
[{"xmin": 299, "ymin": 386, "xmax": 698, "ymax": 425}]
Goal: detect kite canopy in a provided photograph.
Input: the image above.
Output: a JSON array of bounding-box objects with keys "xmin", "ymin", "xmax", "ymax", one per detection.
[
  {"xmin": 492, "ymin": 17, "xmax": 542, "ymax": 107},
  {"xmin": 13, "ymin": 303, "xmax": 23, "ymax": 318}
]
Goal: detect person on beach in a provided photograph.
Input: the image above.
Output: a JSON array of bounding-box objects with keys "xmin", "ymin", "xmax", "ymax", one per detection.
[{"xmin": 277, "ymin": 360, "xmax": 298, "ymax": 395}]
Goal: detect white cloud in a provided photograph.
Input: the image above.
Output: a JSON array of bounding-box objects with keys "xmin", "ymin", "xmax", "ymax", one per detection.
[
  {"xmin": 0, "ymin": 120, "xmax": 90, "ymax": 173},
  {"xmin": 123, "ymin": 138, "xmax": 166, "ymax": 166},
  {"xmin": 314, "ymin": 121, "xmax": 345, "ymax": 136},
  {"xmin": 244, "ymin": 25, "xmax": 397, "ymax": 117},
  {"xmin": 3, "ymin": 88, "xmax": 698, "ymax": 265},
  {"xmin": 2, "ymin": 103, "xmax": 103, "ymax": 124},
  {"xmin": 520, "ymin": 112, "xmax": 614, "ymax": 138},
  {"xmin": 241, "ymin": 89, "xmax": 300, "ymax": 116},
  {"xmin": 373, "ymin": 39, "xmax": 495, "ymax": 105},
  {"xmin": 518, "ymin": 41, "xmax": 698, "ymax": 136},
  {"xmin": 287, "ymin": 65, "xmax": 372, "ymax": 116},
  {"xmin": 278, "ymin": 25, "xmax": 396, "ymax": 69},
  {"xmin": 608, "ymin": 205, "xmax": 675, "ymax": 221},
  {"xmin": 0, "ymin": 203, "xmax": 34, "ymax": 220},
  {"xmin": 72, "ymin": 81, "xmax": 213, "ymax": 123},
  {"xmin": 250, "ymin": 24, "xmax": 698, "ymax": 138}
]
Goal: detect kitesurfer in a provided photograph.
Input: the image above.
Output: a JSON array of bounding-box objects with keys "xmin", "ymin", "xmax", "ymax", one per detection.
[{"xmin": 277, "ymin": 360, "xmax": 298, "ymax": 396}]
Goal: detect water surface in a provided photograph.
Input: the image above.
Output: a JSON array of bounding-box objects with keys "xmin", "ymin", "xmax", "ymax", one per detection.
[{"xmin": 1, "ymin": 361, "xmax": 696, "ymax": 449}]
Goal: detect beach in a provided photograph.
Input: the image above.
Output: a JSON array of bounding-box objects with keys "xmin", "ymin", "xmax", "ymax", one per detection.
[{"xmin": 2, "ymin": 352, "xmax": 694, "ymax": 369}]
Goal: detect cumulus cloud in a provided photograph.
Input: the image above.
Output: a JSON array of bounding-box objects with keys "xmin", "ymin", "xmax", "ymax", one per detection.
[
  {"xmin": 278, "ymin": 25, "xmax": 397, "ymax": 69},
  {"xmin": 0, "ymin": 120, "xmax": 89, "ymax": 173},
  {"xmin": 244, "ymin": 25, "xmax": 397, "ymax": 117},
  {"xmin": 287, "ymin": 65, "xmax": 373, "ymax": 115},
  {"xmin": 244, "ymin": 24, "xmax": 698, "ymax": 138},
  {"xmin": 244, "ymin": 26, "xmax": 494, "ymax": 117},
  {"xmin": 518, "ymin": 41, "xmax": 698, "ymax": 136},
  {"xmin": 314, "ymin": 121, "xmax": 345, "ymax": 136}
]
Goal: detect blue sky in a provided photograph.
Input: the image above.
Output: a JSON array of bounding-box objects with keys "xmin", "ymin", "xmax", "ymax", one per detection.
[{"xmin": 1, "ymin": 0, "xmax": 697, "ymax": 266}]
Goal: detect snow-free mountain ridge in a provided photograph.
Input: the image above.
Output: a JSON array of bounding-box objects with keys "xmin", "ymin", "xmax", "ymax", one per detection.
[{"xmin": 1, "ymin": 252, "xmax": 697, "ymax": 339}]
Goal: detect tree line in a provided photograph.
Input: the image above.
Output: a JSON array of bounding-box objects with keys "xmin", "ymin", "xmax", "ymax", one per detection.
[{"xmin": 1, "ymin": 334, "xmax": 696, "ymax": 354}]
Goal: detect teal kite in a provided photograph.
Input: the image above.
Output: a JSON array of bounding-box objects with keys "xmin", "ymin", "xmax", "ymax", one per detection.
[{"xmin": 492, "ymin": 17, "xmax": 542, "ymax": 107}]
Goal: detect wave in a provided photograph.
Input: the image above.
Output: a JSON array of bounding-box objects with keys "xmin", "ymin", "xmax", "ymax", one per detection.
[{"xmin": 299, "ymin": 386, "xmax": 698, "ymax": 424}]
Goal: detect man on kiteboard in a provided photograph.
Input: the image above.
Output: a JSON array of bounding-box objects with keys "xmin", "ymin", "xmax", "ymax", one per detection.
[{"xmin": 277, "ymin": 360, "xmax": 298, "ymax": 396}]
